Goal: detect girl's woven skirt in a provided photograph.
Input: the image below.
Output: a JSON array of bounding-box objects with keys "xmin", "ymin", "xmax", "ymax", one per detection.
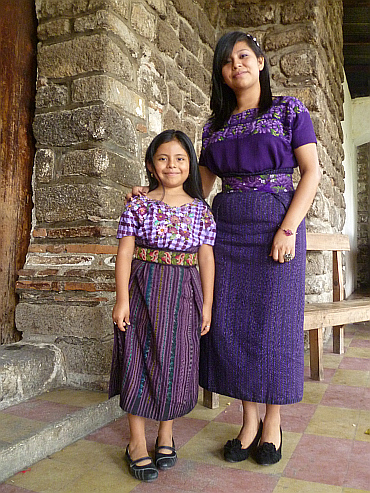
[
  {"xmin": 199, "ymin": 189, "xmax": 306, "ymax": 405},
  {"xmin": 109, "ymin": 258, "xmax": 203, "ymax": 421}
]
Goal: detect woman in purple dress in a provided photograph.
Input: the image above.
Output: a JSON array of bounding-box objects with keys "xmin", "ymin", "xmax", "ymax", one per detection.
[
  {"xmin": 110, "ymin": 130, "xmax": 216, "ymax": 482},
  {"xmin": 198, "ymin": 31, "xmax": 321, "ymax": 465}
]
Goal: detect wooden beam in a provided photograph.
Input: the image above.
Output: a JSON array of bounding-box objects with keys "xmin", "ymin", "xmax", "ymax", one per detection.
[{"xmin": 306, "ymin": 233, "xmax": 350, "ymax": 252}]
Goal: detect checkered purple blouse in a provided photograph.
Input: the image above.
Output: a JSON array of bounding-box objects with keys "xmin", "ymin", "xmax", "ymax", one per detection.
[{"xmin": 117, "ymin": 196, "xmax": 216, "ymax": 251}]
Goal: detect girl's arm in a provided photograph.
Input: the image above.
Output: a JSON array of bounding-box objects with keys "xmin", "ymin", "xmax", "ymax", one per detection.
[
  {"xmin": 198, "ymin": 243, "xmax": 215, "ymax": 335},
  {"xmin": 270, "ymin": 142, "xmax": 321, "ymax": 263},
  {"xmin": 112, "ymin": 236, "xmax": 135, "ymax": 331},
  {"xmin": 200, "ymin": 166, "xmax": 217, "ymax": 198}
]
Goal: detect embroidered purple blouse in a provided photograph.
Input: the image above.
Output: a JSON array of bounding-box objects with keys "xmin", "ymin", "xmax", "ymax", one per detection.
[
  {"xmin": 199, "ymin": 96, "xmax": 317, "ymax": 176},
  {"xmin": 117, "ymin": 196, "xmax": 216, "ymax": 252}
]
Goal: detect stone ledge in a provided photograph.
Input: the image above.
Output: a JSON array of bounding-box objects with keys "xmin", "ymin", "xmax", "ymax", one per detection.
[{"xmin": 0, "ymin": 394, "xmax": 124, "ymax": 483}]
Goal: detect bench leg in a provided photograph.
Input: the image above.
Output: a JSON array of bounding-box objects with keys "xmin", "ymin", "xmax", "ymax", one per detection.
[
  {"xmin": 203, "ymin": 389, "xmax": 219, "ymax": 409},
  {"xmin": 309, "ymin": 328, "xmax": 324, "ymax": 381},
  {"xmin": 333, "ymin": 325, "xmax": 344, "ymax": 354}
]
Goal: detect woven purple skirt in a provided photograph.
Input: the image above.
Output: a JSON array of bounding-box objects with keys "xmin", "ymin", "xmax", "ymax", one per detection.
[
  {"xmin": 109, "ymin": 259, "xmax": 203, "ymax": 421},
  {"xmin": 199, "ymin": 189, "xmax": 306, "ymax": 405}
]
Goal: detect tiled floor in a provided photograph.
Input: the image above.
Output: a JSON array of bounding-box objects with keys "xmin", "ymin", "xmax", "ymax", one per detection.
[{"xmin": 1, "ymin": 321, "xmax": 370, "ymax": 493}]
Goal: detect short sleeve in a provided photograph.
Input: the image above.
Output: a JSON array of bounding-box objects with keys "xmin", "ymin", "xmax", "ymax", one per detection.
[
  {"xmin": 116, "ymin": 199, "xmax": 143, "ymax": 238},
  {"xmin": 199, "ymin": 121, "xmax": 213, "ymax": 167},
  {"xmin": 199, "ymin": 205, "xmax": 217, "ymax": 246},
  {"xmin": 290, "ymin": 99, "xmax": 317, "ymax": 149}
]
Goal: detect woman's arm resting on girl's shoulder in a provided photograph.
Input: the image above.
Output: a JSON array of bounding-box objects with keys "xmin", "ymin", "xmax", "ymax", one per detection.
[
  {"xmin": 198, "ymin": 244, "xmax": 215, "ymax": 335},
  {"xmin": 270, "ymin": 143, "xmax": 321, "ymax": 263},
  {"xmin": 125, "ymin": 185, "xmax": 150, "ymax": 203},
  {"xmin": 112, "ymin": 236, "xmax": 135, "ymax": 331},
  {"xmin": 200, "ymin": 166, "xmax": 217, "ymax": 199}
]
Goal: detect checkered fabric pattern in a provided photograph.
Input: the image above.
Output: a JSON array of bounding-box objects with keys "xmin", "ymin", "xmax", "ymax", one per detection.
[{"xmin": 117, "ymin": 196, "xmax": 216, "ymax": 251}]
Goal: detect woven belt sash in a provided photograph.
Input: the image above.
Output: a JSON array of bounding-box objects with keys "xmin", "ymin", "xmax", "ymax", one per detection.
[
  {"xmin": 134, "ymin": 246, "xmax": 198, "ymax": 266},
  {"xmin": 222, "ymin": 173, "xmax": 294, "ymax": 193}
]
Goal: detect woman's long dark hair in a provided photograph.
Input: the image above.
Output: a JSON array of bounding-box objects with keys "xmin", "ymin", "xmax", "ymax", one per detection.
[
  {"xmin": 210, "ymin": 31, "xmax": 273, "ymax": 132},
  {"xmin": 145, "ymin": 129, "xmax": 206, "ymax": 203}
]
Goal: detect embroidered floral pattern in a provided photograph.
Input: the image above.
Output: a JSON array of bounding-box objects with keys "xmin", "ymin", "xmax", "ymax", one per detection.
[
  {"xmin": 222, "ymin": 174, "xmax": 294, "ymax": 194},
  {"xmin": 134, "ymin": 246, "xmax": 198, "ymax": 266}
]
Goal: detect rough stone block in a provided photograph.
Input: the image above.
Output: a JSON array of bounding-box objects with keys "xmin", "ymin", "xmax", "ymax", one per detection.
[
  {"xmin": 38, "ymin": 34, "xmax": 133, "ymax": 80},
  {"xmin": 138, "ymin": 62, "xmax": 167, "ymax": 106},
  {"xmin": 197, "ymin": 9, "xmax": 215, "ymax": 47},
  {"xmin": 72, "ymin": 75, "xmax": 145, "ymax": 119},
  {"xmin": 16, "ymin": 303, "xmax": 113, "ymax": 339},
  {"xmin": 168, "ymin": 82, "xmax": 183, "ymax": 112},
  {"xmin": 226, "ymin": 3, "xmax": 275, "ymax": 27},
  {"xmin": 34, "ymin": 149, "xmax": 55, "ymax": 184},
  {"xmin": 177, "ymin": 48, "xmax": 210, "ymax": 94},
  {"xmin": 171, "ymin": 0, "xmax": 198, "ymax": 29},
  {"xmin": 36, "ymin": 0, "xmax": 129, "ymax": 19},
  {"xmin": 179, "ymin": 20, "xmax": 199, "ymax": 56},
  {"xmin": 280, "ymin": 49, "xmax": 318, "ymax": 78},
  {"xmin": 280, "ymin": 0, "xmax": 318, "ymax": 24},
  {"xmin": 157, "ymin": 19, "xmax": 181, "ymax": 58},
  {"xmin": 36, "ymin": 83, "xmax": 69, "ymax": 108},
  {"xmin": 131, "ymin": 3, "xmax": 156, "ymax": 41},
  {"xmin": 200, "ymin": 43, "xmax": 214, "ymax": 74},
  {"xmin": 264, "ymin": 25, "xmax": 318, "ymax": 52},
  {"xmin": 74, "ymin": 10, "xmax": 140, "ymax": 57},
  {"xmin": 37, "ymin": 18, "xmax": 70, "ymax": 40},
  {"xmin": 148, "ymin": 106, "xmax": 163, "ymax": 134},
  {"xmin": 61, "ymin": 148, "xmax": 144, "ymax": 186},
  {"xmin": 35, "ymin": 183, "xmax": 125, "ymax": 222},
  {"xmin": 33, "ymin": 104, "xmax": 138, "ymax": 153},
  {"xmin": 147, "ymin": 0, "xmax": 166, "ymax": 17}
]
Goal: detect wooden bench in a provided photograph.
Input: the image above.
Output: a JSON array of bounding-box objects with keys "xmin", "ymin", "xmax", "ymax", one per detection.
[{"xmin": 203, "ymin": 232, "xmax": 370, "ymax": 409}]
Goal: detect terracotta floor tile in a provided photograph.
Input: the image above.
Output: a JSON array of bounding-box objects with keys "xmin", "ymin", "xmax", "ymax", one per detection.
[
  {"xmin": 345, "ymin": 347, "xmax": 370, "ymax": 359},
  {"xmin": 321, "ymin": 384, "xmax": 370, "ymax": 410},
  {"xmin": 343, "ymin": 489, "xmax": 370, "ymax": 493},
  {"xmin": 304, "ymin": 367, "xmax": 336, "ymax": 382},
  {"xmin": 273, "ymin": 477, "xmax": 342, "ymax": 492},
  {"xmin": 355, "ymin": 410, "xmax": 370, "ymax": 442},
  {"xmin": 344, "ymin": 440, "xmax": 370, "ymax": 490},
  {"xmin": 331, "ymin": 369, "xmax": 369, "ymax": 387},
  {"xmin": 0, "ymin": 415, "xmax": 45, "ymax": 443},
  {"xmin": 0, "ymin": 486, "xmax": 34, "ymax": 493},
  {"xmin": 339, "ymin": 357, "xmax": 370, "ymax": 371},
  {"xmin": 283, "ymin": 434, "xmax": 353, "ymax": 486},
  {"xmin": 301, "ymin": 381, "xmax": 328, "ymax": 404},
  {"xmin": 350, "ymin": 339, "xmax": 370, "ymax": 348},
  {"xmin": 184, "ymin": 394, "xmax": 232, "ymax": 421},
  {"xmin": 2, "ymin": 399, "xmax": 81, "ymax": 423},
  {"xmin": 279, "ymin": 402, "xmax": 317, "ymax": 433},
  {"xmin": 306, "ymin": 405, "xmax": 359, "ymax": 440}
]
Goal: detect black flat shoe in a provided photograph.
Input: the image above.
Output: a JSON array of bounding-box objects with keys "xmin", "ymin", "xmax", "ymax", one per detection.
[
  {"xmin": 224, "ymin": 419, "xmax": 263, "ymax": 462},
  {"xmin": 125, "ymin": 446, "xmax": 158, "ymax": 482},
  {"xmin": 254, "ymin": 427, "xmax": 282, "ymax": 465},
  {"xmin": 155, "ymin": 437, "xmax": 177, "ymax": 470}
]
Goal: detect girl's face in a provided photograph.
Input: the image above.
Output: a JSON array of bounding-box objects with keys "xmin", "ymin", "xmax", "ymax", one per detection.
[
  {"xmin": 149, "ymin": 140, "xmax": 190, "ymax": 189},
  {"xmin": 221, "ymin": 41, "xmax": 264, "ymax": 95}
]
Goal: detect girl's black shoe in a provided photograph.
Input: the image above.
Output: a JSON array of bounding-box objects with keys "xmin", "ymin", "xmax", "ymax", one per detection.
[
  {"xmin": 254, "ymin": 427, "xmax": 282, "ymax": 465},
  {"xmin": 224, "ymin": 420, "xmax": 263, "ymax": 462},
  {"xmin": 125, "ymin": 446, "xmax": 158, "ymax": 482},
  {"xmin": 155, "ymin": 438, "xmax": 177, "ymax": 470}
]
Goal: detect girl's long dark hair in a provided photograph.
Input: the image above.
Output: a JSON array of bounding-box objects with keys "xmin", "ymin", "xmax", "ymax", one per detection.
[
  {"xmin": 210, "ymin": 31, "xmax": 273, "ymax": 132},
  {"xmin": 145, "ymin": 129, "xmax": 206, "ymax": 203}
]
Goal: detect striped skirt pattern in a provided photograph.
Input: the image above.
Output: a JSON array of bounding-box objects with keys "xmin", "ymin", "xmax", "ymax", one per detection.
[
  {"xmin": 109, "ymin": 259, "xmax": 203, "ymax": 421},
  {"xmin": 199, "ymin": 190, "xmax": 306, "ymax": 405}
]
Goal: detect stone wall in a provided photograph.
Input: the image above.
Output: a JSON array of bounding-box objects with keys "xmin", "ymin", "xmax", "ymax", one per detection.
[
  {"xmin": 357, "ymin": 143, "xmax": 370, "ymax": 288},
  {"xmin": 16, "ymin": 0, "xmax": 346, "ymax": 388}
]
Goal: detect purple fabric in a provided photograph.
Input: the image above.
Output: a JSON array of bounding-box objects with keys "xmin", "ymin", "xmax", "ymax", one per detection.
[
  {"xmin": 117, "ymin": 196, "xmax": 216, "ymax": 250},
  {"xmin": 109, "ymin": 260, "xmax": 203, "ymax": 420},
  {"xmin": 199, "ymin": 96, "xmax": 317, "ymax": 176},
  {"xmin": 199, "ymin": 191, "xmax": 306, "ymax": 404},
  {"xmin": 222, "ymin": 173, "xmax": 294, "ymax": 193}
]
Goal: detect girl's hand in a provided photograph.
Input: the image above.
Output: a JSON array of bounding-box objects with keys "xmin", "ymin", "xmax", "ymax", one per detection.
[
  {"xmin": 125, "ymin": 186, "xmax": 149, "ymax": 203},
  {"xmin": 269, "ymin": 228, "xmax": 296, "ymax": 263},
  {"xmin": 201, "ymin": 307, "xmax": 212, "ymax": 336},
  {"xmin": 112, "ymin": 302, "xmax": 130, "ymax": 332}
]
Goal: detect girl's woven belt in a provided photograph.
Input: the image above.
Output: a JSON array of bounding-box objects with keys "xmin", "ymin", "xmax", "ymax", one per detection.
[
  {"xmin": 222, "ymin": 173, "xmax": 294, "ymax": 193},
  {"xmin": 133, "ymin": 246, "xmax": 198, "ymax": 266}
]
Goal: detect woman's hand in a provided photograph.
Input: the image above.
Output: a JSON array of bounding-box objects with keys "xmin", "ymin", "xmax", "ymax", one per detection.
[
  {"xmin": 112, "ymin": 302, "xmax": 130, "ymax": 332},
  {"xmin": 125, "ymin": 186, "xmax": 149, "ymax": 203},
  {"xmin": 269, "ymin": 229, "xmax": 296, "ymax": 263}
]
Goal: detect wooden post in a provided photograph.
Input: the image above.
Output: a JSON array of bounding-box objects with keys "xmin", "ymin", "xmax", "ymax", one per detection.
[
  {"xmin": 332, "ymin": 250, "xmax": 345, "ymax": 354},
  {"xmin": 0, "ymin": 0, "xmax": 36, "ymax": 343},
  {"xmin": 309, "ymin": 328, "xmax": 324, "ymax": 380},
  {"xmin": 203, "ymin": 389, "xmax": 219, "ymax": 409}
]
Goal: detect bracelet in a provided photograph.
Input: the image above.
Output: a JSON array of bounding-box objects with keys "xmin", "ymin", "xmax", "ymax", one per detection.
[{"xmin": 279, "ymin": 226, "xmax": 296, "ymax": 236}]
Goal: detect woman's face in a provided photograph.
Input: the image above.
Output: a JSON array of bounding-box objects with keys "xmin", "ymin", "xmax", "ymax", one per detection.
[{"xmin": 221, "ymin": 41, "xmax": 264, "ymax": 95}]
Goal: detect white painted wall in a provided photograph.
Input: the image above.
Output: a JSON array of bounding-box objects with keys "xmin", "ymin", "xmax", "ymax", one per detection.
[{"xmin": 342, "ymin": 78, "xmax": 370, "ymax": 296}]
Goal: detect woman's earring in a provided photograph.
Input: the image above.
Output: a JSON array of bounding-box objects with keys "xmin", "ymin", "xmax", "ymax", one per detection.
[{"xmin": 150, "ymin": 172, "xmax": 154, "ymax": 177}]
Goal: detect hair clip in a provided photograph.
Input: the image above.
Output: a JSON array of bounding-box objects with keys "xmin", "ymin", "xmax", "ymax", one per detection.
[{"xmin": 246, "ymin": 34, "xmax": 260, "ymax": 47}]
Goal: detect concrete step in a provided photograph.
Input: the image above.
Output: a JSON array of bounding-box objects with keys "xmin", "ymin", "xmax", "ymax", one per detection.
[
  {"xmin": 0, "ymin": 388, "xmax": 124, "ymax": 483},
  {"xmin": 0, "ymin": 342, "xmax": 66, "ymax": 410}
]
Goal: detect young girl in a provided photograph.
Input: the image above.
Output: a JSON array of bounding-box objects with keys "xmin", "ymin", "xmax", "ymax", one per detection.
[{"xmin": 109, "ymin": 130, "xmax": 216, "ymax": 482}]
